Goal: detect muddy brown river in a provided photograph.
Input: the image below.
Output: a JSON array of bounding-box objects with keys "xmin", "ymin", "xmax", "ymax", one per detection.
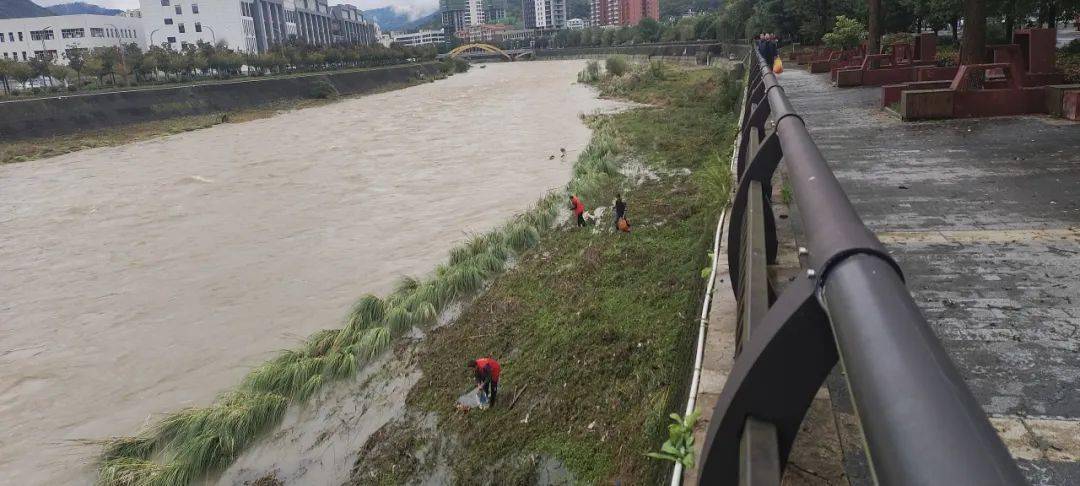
[{"xmin": 0, "ymin": 60, "xmax": 620, "ymax": 485}]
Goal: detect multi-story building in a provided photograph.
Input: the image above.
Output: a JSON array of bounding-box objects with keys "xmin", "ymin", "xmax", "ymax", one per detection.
[
  {"xmin": 523, "ymin": 0, "xmax": 565, "ymax": 30},
  {"xmin": 441, "ymin": 0, "xmax": 505, "ymax": 35},
  {"xmin": 331, "ymin": 5, "xmax": 376, "ymax": 45},
  {"xmin": 620, "ymin": 0, "xmax": 658, "ymax": 26},
  {"xmin": 454, "ymin": 24, "xmax": 536, "ymax": 45},
  {"xmin": 565, "ymin": 17, "xmax": 585, "ymax": 29},
  {"xmin": 389, "ymin": 29, "xmax": 446, "ymax": 47},
  {"xmin": 0, "ymin": 14, "xmax": 145, "ymax": 63},
  {"xmin": 138, "ymin": 0, "xmax": 375, "ymax": 54},
  {"xmin": 590, "ymin": 0, "xmax": 618, "ymax": 27},
  {"xmin": 590, "ymin": 0, "xmax": 656, "ymax": 27}
]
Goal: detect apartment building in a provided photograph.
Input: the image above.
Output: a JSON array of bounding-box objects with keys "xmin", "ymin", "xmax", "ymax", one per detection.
[
  {"xmin": 440, "ymin": 0, "xmax": 505, "ymax": 34},
  {"xmin": 590, "ymin": 0, "xmax": 657, "ymax": 27},
  {"xmin": 138, "ymin": 0, "xmax": 375, "ymax": 54},
  {"xmin": 523, "ymin": 0, "xmax": 565, "ymax": 30},
  {"xmin": 0, "ymin": 14, "xmax": 144, "ymax": 63},
  {"xmin": 620, "ymin": 0, "xmax": 658, "ymax": 26},
  {"xmin": 590, "ymin": 0, "xmax": 618, "ymax": 27}
]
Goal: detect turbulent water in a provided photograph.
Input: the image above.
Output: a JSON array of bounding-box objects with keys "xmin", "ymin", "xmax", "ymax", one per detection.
[{"xmin": 0, "ymin": 60, "xmax": 624, "ymax": 485}]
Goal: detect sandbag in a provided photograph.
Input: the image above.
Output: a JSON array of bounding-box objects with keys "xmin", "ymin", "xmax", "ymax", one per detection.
[{"xmin": 773, "ymin": 58, "xmax": 784, "ymax": 74}]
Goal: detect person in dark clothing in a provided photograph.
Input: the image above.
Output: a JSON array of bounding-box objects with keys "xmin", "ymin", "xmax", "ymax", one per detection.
[
  {"xmin": 613, "ymin": 194, "xmax": 627, "ymax": 228},
  {"xmin": 570, "ymin": 195, "xmax": 585, "ymax": 227},
  {"xmin": 468, "ymin": 357, "xmax": 501, "ymax": 406},
  {"xmin": 761, "ymin": 34, "xmax": 777, "ymax": 69}
]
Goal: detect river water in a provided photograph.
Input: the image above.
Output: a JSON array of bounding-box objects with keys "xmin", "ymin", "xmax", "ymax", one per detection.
[{"xmin": 0, "ymin": 60, "xmax": 621, "ymax": 485}]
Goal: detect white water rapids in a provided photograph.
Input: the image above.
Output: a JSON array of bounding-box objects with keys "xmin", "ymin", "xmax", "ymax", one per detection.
[{"xmin": 0, "ymin": 60, "xmax": 624, "ymax": 485}]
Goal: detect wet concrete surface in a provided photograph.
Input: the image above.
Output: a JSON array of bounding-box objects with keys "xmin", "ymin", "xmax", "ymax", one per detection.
[{"xmin": 780, "ymin": 68, "xmax": 1080, "ymax": 483}]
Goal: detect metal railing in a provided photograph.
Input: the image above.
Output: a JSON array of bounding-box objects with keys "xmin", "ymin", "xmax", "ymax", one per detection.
[{"xmin": 696, "ymin": 50, "xmax": 1026, "ymax": 485}]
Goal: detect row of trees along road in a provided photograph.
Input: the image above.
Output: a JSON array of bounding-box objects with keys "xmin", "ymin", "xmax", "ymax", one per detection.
[
  {"xmin": 0, "ymin": 40, "xmax": 437, "ymax": 96},
  {"xmin": 541, "ymin": 0, "xmax": 1076, "ymax": 55}
]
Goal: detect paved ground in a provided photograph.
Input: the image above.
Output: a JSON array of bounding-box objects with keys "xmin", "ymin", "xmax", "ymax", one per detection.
[{"xmin": 780, "ymin": 68, "xmax": 1080, "ymax": 484}]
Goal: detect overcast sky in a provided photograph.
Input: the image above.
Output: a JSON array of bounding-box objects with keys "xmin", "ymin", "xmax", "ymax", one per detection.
[{"xmin": 33, "ymin": 0, "xmax": 439, "ymax": 20}]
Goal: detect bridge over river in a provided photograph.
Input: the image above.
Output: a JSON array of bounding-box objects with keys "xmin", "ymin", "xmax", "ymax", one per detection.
[{"xmin": 688, "ymin": 54, "xmax": 1080, "ymax": 485}]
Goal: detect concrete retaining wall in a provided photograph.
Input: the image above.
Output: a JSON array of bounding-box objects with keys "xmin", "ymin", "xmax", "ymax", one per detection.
[{"xmin": 0, "ymin": 62, "xmax": 440, "ymax": 140}]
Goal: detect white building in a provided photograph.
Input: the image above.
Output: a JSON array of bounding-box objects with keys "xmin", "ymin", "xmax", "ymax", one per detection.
[
  {"xmin": 0, "ymin": 15, "xmax": 145, "ymax": 64},
  {"xmin": 566, "ymin": 18, "xmax": 585, "ymax": 29},
  {"xmin": 523, "ymin": 0, "xmax": 565, "ymax": 30},
  {"xmin": 138, "ymin": 0, "xmax": 376, "ymax": 54},
  {"xmin": 390, "ymin": 29, "xmax": 445, "ymax": 47},
  {"xmin": 139, "ymin": 0, "xmax": 259, "ymax": 52}
]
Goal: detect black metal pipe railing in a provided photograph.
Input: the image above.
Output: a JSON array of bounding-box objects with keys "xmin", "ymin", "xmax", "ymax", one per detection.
[{"xmin": 696, "ymin": 49, "xmax": 1025, "ymax": 485}]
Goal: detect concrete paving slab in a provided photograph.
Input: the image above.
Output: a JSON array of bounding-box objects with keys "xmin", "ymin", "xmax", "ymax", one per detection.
[{"xmin": 780, "ymin": 67, "xmax": 1080, "ymax": 483}]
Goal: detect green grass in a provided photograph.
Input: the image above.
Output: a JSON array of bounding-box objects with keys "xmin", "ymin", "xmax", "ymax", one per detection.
[{"xmin": 350, "ymin": 63, "xmax": 740, "ymax": 484}]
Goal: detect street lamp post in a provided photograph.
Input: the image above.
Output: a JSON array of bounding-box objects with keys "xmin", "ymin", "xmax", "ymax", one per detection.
[
  {"xmin": 38, "ymin": 25, "xmax": 52, "ymax": 87},
  {"xmin": 149, "ymin": 28, "xmax": 162, "ymax": 47},
  {"xmin": 203, "ymin": 25, "xmax": 217, "ymax": 44}
]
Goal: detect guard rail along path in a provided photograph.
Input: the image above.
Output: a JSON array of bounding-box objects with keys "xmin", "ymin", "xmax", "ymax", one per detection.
[{"xmin": 696, "ymin": 49, "xmax": 1028, "ymax": 484}]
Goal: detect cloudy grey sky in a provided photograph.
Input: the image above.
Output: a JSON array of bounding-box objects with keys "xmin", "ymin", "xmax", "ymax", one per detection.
[{"xmin": 33, "ymin": 0, "xmax": 439, "ymax": 19}]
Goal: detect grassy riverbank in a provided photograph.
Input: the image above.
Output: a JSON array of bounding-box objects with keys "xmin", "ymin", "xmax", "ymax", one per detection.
[{"xmin": 348, "ymin": 62, "xmax": 740, "ymax": 484}]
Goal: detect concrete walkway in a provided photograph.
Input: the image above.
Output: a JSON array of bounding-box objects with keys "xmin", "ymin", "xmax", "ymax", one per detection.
[{"xmin": 781, "ymin": 68, "xmax": 1080, "ymax": 484}]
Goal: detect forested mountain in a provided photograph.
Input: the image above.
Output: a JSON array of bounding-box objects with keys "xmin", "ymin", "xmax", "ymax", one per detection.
[
  {"xmin": 47, "ymin": 2, "xmax": 123, "ymax": 15},
  {"xmin": 0, "ymin": 0, "xmax": 55, "ymax": 19}
]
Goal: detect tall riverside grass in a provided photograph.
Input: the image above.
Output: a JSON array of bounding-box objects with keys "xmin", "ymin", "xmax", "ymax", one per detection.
[{"xmin": 97, "ymin": 124, "xmax": 629, "ymax": 486}]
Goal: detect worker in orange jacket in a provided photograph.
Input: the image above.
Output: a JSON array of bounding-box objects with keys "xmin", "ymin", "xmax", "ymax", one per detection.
[
  {"xmin": 570, "ymin": 195, "xmax": 585, "ymax": 227},
  {"xmin": 468, "ymin": 357, "xmax": 501, "ymax": 406}
]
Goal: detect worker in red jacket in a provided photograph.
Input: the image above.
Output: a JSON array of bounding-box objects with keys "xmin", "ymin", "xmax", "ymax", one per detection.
[
  {"xmin": 570, "ymin": 195, "xmax": 585, "ymax": 227},
  {"xmin": 468, "ymin": 357, "xmax": 501, "ymax": 406}
]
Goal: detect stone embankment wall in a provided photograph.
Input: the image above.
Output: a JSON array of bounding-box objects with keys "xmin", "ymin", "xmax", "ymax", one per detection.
[{"xmin": 0, "ymin": 62, "xmax": 440, "ymax": 140}]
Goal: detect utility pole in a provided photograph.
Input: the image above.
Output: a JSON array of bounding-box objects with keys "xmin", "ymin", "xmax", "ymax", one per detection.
[{"xmin": 960, "ymin": 0, "xmax": 986, "ymax": 64}]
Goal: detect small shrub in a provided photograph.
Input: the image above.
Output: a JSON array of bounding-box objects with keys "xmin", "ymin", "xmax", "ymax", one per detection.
[
  {"xmin": 606, "ymin": 56, "xmax": 630, "ymax": 77},
  {"xmin": 10, "ymin": 89, "xmax": 20, "ymax": 96},
  {"xmin": 648, "ymin": 60, "xmax": 667, "ymax": 80},
  {"xmin": 937, "ymin": 45, "xmax": 959, "ymax": 66},
  {"xmin": 646, "ymin": 411, "xmax": 701, "ymax": 468},
  {"xmin": 822, "ymin": 16, "xmax": 866, "ymax": 51},
  {"xmin": 578, "ymin": 60, "xmax": 601, "ymax": 83},
  {"xmin": 31, "ymin": 87, "xmax": 42, "ymax": 95},
  {"xmin": 439, "ymin": 57, "xmax": 469, "ymax": 74},
  {"xmin": 67, "ymin": 85, "xmax": 78, "ymax": 92},
  {"xmin": 881, "ymin": 32, "xmax": 914, "ymax": 50},
  {"xmin": 48, "ymin": 86, "xmax": 60, "ymax": 93},
  {"xmin": 308, "ymin": 79, "xmax": 339, "ymax": 99},
  {"xmin": 1062, "ymin": 39, "xmax": 1080, "ymax": 55},
  {"xmin": 1058, "ymin": 51, "xmax": 1080, "ymax": 84}
]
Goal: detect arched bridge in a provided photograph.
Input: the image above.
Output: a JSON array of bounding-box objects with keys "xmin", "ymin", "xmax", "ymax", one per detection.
[{"xmin": 441, "ymin": 44, "xmax": 533, "ymax": 62}]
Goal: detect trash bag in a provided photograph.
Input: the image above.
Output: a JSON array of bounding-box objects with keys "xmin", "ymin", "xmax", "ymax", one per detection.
[
  {"xmin": 773, "ymin": 58, "xmax": 784, "ymax": 74},
  {"xmin": 617, "ymin": 217, "xmax": 631, "ymax": 233},
  {"xmin": 456, "ymin": 386, "xmax": 489, "ymax": 410}
]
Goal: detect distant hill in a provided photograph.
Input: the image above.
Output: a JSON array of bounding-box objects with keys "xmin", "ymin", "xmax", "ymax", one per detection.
[
  {"xmin": 0, "ymin": 0, "xmax": 55, "ymax": 19},
  {"xmin": 47, "ymin": 2, "xmax": 123, "ymax": 15},
  {"xmin": 367, "ymin": 6, "xmax": 439, "ymax": 32}
]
